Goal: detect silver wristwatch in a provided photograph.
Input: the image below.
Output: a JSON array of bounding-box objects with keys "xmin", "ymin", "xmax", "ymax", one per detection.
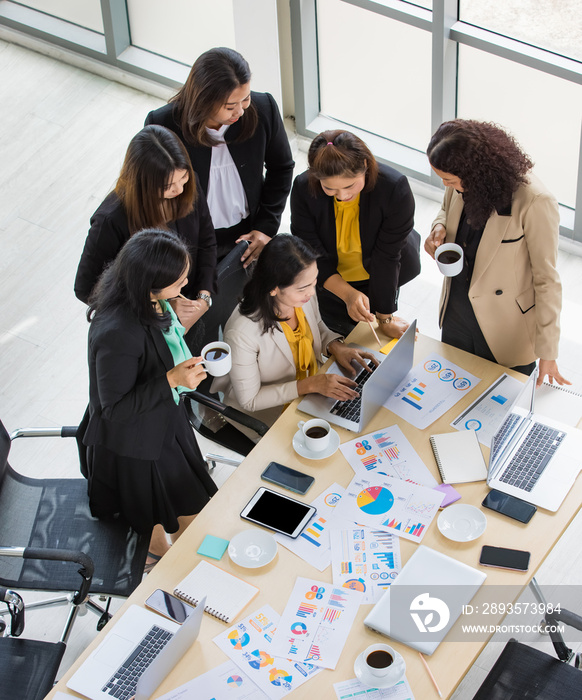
[{"xmin": 196, "ymin": 292, "xmax": 212, "ymax": 308}]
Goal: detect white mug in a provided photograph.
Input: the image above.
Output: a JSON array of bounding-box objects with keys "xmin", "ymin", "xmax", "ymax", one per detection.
[
  {"xmin": 199, "ymin": 342, "xmax": 232, "ymax": 377},
  {"xmin": 297, "ymin": 419, "xmax": 331, "ymax": 453},
  {"xmin": 436, "ymin": 242, "xmax": 464, "ymax": 277},
  {"xmin": 358, "ymin": 643, "xmax": 406, "ymax": 686}
]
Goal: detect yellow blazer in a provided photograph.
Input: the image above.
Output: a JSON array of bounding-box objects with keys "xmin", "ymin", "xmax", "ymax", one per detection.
[
  {"xmin": 212, "ymin": 296, "xmax": 340, "ymax": 427},
  {"xmin": 432, "ymin": 174, "xmax": 562, "ymax": 367}
]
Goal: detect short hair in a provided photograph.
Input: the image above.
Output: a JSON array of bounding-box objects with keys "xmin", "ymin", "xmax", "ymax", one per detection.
[
  {"xmin": 239, "ymin": 235, "xmax": 319, "ymax": 333},
  {"xmin": 115, "ymin": 125, "xmax": 196, "ymax": 234},
  {"xmin": 171, "ymin": 47, "xmax": 258, "ymax": 147},
  {"xmin": 307, "ymin": 130, "xmax": 379, "ymax": 194},
  {"xmin": 88, "ymin": 228, "xmax": 191, "ymax": 330},
  {"xmin": 427, "ymin": 119, "xmax": 533, "ymax": 228}
]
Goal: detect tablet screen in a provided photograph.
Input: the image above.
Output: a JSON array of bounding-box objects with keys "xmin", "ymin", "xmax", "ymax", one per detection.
[{"xmin": 241, "ymin": 488, "xmax": 315, "ymax": 537}]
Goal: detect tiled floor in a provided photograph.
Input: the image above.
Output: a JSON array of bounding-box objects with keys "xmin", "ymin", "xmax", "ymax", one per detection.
[{"xmin": 2, "ymin": 38, "xmax": 582, "ymax": 697}]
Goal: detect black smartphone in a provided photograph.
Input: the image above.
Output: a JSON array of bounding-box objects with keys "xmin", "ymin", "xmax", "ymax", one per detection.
[
  {"xmin": 261, "ymin": 461, "xmax": 315, "ymax": 495},
  {"xmin": 481, "ymin": 489, "xmax": 537, "ymax": 524},
  {"xmin": 479, "ymin": 545, "xmax": 531, "ymax": 572},
  {"xmin": 240, "ymin": 487, "xmax": 316, "ymax": 538},
  {"xmin": 145, "ymin": 589, "xmax": 195, "ymax": 624}
]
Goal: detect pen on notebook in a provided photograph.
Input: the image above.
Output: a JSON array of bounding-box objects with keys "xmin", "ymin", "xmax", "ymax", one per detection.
[
  {"xmin": 368, "ymin": 320, "xmax": 382, "ymax": 348},
  {"xmin": 419, "ymin": 652, "xmax": 443, "ymax": 698}
]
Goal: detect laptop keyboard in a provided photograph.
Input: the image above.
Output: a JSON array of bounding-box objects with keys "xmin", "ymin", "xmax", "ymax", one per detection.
[
  {"xmin": 330, "ymin": 360, "xmax": 377, "ymax": 423},
  {"xmin": 102, "ymin": 624, "xmax": 173, "ymax": 699},
  {"xmin": 500, "ymin": 422, "xmax": 565, "ymax": 492}
]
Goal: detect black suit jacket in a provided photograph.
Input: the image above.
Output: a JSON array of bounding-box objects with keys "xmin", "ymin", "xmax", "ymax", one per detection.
[
  {"xmin": 290, "ymin": 164, "xmax": 420, "ymax": 315},
  {"xmin": 81, "ymin": 308, "xmax": 179, "ymax": 461},
  {"xmin": 74, "ymin": 179, "xmax": 217, "ymax": 304},
  {"xmin": 145, "ymin": 92, "xmax": 294, "ymax": 236}
]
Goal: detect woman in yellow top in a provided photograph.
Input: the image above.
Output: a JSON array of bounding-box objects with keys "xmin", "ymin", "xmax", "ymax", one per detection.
[
  {"xmin": 291, "ymin": 130, "xmax": 421, "ymax": 338},
  {"xmin": 212, "ymin": 235, "xmax": 377, "ymax": 428}
]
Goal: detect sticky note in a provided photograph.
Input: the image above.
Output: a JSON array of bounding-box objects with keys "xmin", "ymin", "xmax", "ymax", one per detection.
[{"xmin": 197, "ymin": 534, "xmax": 229, "ymax": 560}]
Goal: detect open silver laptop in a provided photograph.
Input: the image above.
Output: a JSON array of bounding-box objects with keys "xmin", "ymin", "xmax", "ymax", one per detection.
[
  {"xmin": 67, "ymin": 596, "xmax": 205, "ymax": 700},
  {"xmin": 298, "ymin": 320, "xmax": 416, "ymax": 432},
  {"xmin": 487, "ymin": 370, "xmax": 582, "ymax": 511}
]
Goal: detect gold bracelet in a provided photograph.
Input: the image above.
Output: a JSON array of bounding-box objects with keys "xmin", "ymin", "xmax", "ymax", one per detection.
[{"xmin": 376, "ymin": 315, "xmax": 394, "ymax": 325}]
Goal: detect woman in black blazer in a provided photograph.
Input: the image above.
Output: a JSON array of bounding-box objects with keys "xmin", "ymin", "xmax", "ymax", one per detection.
[
  {"xmin": 78, "ymin": 229, "xmax": 217, "ymax": 564},
  {"xmin": 145, "ymin": 47, "xmax": 294, "ymax": 266},
  {"xmin": 74, "ymin": 125, "xmax": 217, "ymax": 331},
  {"xmin": 291, "ymin": 130, "xmax": 421, "ymax": 338}
]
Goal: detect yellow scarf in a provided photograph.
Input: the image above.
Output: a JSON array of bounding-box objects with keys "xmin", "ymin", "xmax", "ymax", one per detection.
[
  {"xmin": 334, "ymin": 193, "xmax": 369, "ymax": 281},
  {"xmin": 281, "ymin": 307, "xmax": 318, "ymax": 380}
]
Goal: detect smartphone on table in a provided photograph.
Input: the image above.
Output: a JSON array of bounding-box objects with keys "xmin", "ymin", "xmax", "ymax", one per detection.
[
  {"xmin": 261, "ymin": 461, "xmax": 315, "ymax": 495},
  {"xmin": 482, "ymin": 489, "xmax": 537, "ymax": 523},
  {"xmin": 479, "ymin": 545, "xmax": 531, "ymax": 572},
  {"xmin": 145, "ymin": 589, "xmax": 195, "ymax": 624}
]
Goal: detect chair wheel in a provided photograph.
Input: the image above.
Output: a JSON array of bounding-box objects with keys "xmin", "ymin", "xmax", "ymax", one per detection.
[{"xmin": 97, "ymin": 612, "xmax": 112, "ymax": 631}]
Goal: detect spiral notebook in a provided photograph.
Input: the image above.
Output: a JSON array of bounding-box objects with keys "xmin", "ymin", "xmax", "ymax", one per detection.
[
  {"xmin": 429, "ymin": 430, "xmax": 487, "ymax": 484},
  {"xmin": 173, "ymin": 560, "xmax": 259, "ymax": 623}
]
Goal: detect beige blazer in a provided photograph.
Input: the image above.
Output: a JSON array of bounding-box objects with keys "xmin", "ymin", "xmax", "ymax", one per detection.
[
  {"xmin": 212, "ymin": 296, "xmax": 340, "ymax": 427},
  {"xmin": 432, "ymin": 174, "xmax": 562, "ymax": 367}
]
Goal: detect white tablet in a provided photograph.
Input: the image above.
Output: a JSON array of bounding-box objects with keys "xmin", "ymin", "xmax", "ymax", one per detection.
[{"xmin": 240, "ymin": 487, "xmax": 316, "ymax": 538}]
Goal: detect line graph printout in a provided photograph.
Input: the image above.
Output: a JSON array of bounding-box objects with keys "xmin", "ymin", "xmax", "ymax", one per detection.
[
  {"xmin": 274, "ymin": 483, "xmax": 345, "ymax": 571},
  {"xmin": 213, "ymin": 605, "xmax": 320, "ymax": 698},
  {"xmin": 451, "ymin": 373, "xmax": 523, "ymax": 446},
  {"xmin": 383, "ymin": 355, "xmax": 480, "ymax": 429},
  {"xmin": 340, "ymin": 425, "xmax": 438, "ymax": 487},
  {"xmin": 331, "ymin": 526, "xmax": 402, "ymax": 604},
  {"xmin": 335, "ymin": 475, "xmax": 444, "ymax": 543},
  {"xmin": 270, "ymin": 578, "xmax": 362, "ymax": 669}
]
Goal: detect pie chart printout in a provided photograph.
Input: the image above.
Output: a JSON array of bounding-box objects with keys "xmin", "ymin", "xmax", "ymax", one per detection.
[{"xmin": 356, "ymin": 486, "xmax": 394, "ymax": 515}]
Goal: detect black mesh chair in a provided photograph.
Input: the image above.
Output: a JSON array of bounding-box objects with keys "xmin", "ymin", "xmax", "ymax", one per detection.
[
  {"xmin": 472, "ymin": 578, "xmax": 582, "ymax": 699},
  {"xmin": 0, "ymin": 419, "xmax": 150, "ymax": 646}
]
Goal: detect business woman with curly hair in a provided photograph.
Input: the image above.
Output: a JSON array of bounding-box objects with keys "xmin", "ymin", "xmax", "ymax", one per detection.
[{"xmin": 425, "ymin": 119, "xmax": 569, "ymax": 386}]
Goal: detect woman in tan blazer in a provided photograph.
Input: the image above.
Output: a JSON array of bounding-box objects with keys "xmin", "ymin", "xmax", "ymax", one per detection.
[
  {"xmin": 212, "ymin": 235, "xmax": 377, "ymax": 428},
  {"xmin": 424, "ymin": 119, "xmax": 569, "ymax": 387}
]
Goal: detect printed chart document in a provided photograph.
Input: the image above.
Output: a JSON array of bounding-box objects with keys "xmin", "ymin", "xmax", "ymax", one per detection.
[
  {"xmin": 340, "ymin": 425, "xmax": 437, "ymax": 487},
  {"xmin": 384, "ymin": 355, "xmax": 480, "ymax": 430},
  {"xmin": 270, "ymin": 577, "xmax": 362, "ymax": 669},
  {"xmin": 213, "ymin": 605, "xmax": 320, "ymax": 698},
  {"xmin": 274, "ymin": 483, "xmax": 345, "ymax": 571},
  {"xmin": 334, "ymin": 677, "xmax": 415, "ymax": 700},
  {"xmin": 331, "ymin": 526, "xmax": 402, "ymax": 604},
  {"xmin": 450, "ymin": 372, "xmax": 523, "ymax": 446},
  {"xmin": 335, "ymin": 474, "xmax": 445, "ymax": 542},
  {"xmin": 157, "ymin": 660, "xmax": 266, "ymax": 700}
]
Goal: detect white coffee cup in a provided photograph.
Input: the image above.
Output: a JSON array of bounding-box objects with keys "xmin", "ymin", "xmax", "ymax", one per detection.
[
  {"xmin": 297, "ymin": 419, "xmax": 331, "ymax": 453},
  {"xmin": 358, "ymin": 643, "xmax": 406, "ymax": 686},
  {"xmin": 435, "ymin": 242, "xmax": 464, "ymax": 277},
  {"xmin": 199, "ymin": 341, "xmax": 232, "ymax": 377}
]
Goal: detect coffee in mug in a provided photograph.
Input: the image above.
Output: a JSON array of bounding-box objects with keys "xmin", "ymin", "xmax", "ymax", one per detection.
[
  {"xmin": 200, "ymin": 341, "xmax": 232, "ymax": 377},
  {"xmin": 305, "ymin": 426, "xmax": 329, "ymax": 439},
  {"xmin": 366, "ymin": 649, "xmax": 393, "ymax": 669},
  {"xmin": 436, "ymin": 249, "xmax": 461, "ymax": 264},
  {"xmin": 356, "ymin": 643, "xmax": 406, "ymax": 686},
  {"xmin": 435, "ymin": 242, "xmax": 464, "ymax": 277},
  {"xmin": 297, "ymin": 419, "xmax": 331, "ymax": 453},
  {"xmin": 204, "ymin": 347, "xmax": 229, "ymax": 361}
]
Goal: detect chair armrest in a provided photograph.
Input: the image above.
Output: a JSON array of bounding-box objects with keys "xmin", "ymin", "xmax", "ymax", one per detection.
[
  {"xmin": 10, "ymin": 426, "xmax": 78, "ymax": 440},
  {"xmin": 0, "ymin": 546, "xmax": 93, "ymax": 605},
  {"xmin": 183, "ymin": 392, "xmax": 269, "ymax": 437}
]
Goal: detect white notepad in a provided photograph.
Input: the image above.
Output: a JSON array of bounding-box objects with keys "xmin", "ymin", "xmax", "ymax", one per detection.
[
  {"xmin": 429, "ymin": 429, "xmax": 488, "ymax": 483},
  {"xmin": 173, "ymin": 560, "xmax": 259, "ymax": 623}
]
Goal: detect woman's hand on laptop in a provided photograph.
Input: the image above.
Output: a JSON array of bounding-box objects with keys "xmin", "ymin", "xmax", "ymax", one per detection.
[
  {"xmin": 298, "ymin": 373, "xmax": 359, "ymax": 401},
  {"xmin": 328, "ymin": 341, "xmax": 379, "ymax": 377}
]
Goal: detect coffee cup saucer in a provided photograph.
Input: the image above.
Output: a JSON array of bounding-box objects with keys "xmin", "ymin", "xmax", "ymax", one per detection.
[
  {"xmin": 354, "ymin": 652, "xmax": 406, "ymax": 689},
  {"xmin": 292, "ymin": 428, "xmax": 340, "ymax": 460}
]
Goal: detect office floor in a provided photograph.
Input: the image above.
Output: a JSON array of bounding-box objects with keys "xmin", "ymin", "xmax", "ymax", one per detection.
[{"xmin": 1, "ymin": 39, "xmax": 582, "ymax": 698}]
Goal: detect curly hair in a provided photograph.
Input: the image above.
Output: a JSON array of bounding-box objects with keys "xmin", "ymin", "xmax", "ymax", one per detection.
[{"xmin": 427, "ymin": 120, "xmax": 533, "ymax": 228}]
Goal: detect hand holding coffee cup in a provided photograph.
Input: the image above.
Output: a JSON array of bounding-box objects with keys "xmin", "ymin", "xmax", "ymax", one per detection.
[
  {"xmin": 355, "ymin": 643, "xmax": 406, "ymax": 688},
  {"xmin": 297, "ymin": 419, "xmax": 331, "ymax": 453},
  {"xmin": 435, "ymin": 243, "xmax": 464, "ymax": 277},
  {"xmin": 198, "ymin": 342, "xmax": 232, "ymax": 377}
]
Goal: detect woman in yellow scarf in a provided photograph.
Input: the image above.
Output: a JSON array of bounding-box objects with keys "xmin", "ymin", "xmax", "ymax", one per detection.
[{"xmin": 212, "ymin": 235, "xmax": 377, "ymax": 429}]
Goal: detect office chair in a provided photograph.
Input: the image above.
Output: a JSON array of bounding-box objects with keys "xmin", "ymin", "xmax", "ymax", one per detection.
[
  {"xmin": 472, "ymin": 578, "xmax": 582, "ymax": 699},
  {"xmin": 0, "ymin": 419, "xmax": 150, "ymax": 646},
  {"xmin": 0, "ymin": 586, "xmax": 66, "ymax": 700}
]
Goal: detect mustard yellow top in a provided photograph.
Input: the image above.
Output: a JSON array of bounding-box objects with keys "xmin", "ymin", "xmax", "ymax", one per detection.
[
  {"xmin": 334, "ymin": 193, "xmax": 369, "ymax": 282},
  {"xmin": 280, "ymin": 306, "xmax": 318, "ymax": 380}
]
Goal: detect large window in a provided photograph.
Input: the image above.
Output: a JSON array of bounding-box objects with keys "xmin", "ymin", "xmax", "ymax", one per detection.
[{"xmin": 291, "ymin": 0, "xmax": 582, "ymax": 241}]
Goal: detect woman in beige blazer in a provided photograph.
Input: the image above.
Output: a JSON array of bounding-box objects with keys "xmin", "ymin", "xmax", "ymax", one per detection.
[
  {"xmin": 213, "ymin": 235, "xmax": 377, "ymax": 428},
  {"xmin": 424, "ymin": 119, "xmax": 568, "ymax": 387}
]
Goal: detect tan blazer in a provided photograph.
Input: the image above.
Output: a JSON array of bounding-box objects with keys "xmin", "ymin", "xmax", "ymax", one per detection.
[
  {"xmin": 432, "ymin": 174, "xmax": 562, "ymax": 367},
  {"xmin": 212, "ymin": 296, "xmax": 340, "ymax": 427}
]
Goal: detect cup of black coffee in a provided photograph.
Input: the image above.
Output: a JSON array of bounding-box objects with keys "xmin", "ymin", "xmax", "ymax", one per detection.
[
  {"xmin": 355, "ymin": 643, "xmax": 406, "ymax": 687},
  {"xmin": 199, "ymin": 342, "xmax": 232, "ymax": 377},
  {"xmin": 297, "ymin": 419, "xmax": 331, "ymax": 453},
  {"xmin": 436, "ymin": 242, "xmax": 464, "ymax": 277}
]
